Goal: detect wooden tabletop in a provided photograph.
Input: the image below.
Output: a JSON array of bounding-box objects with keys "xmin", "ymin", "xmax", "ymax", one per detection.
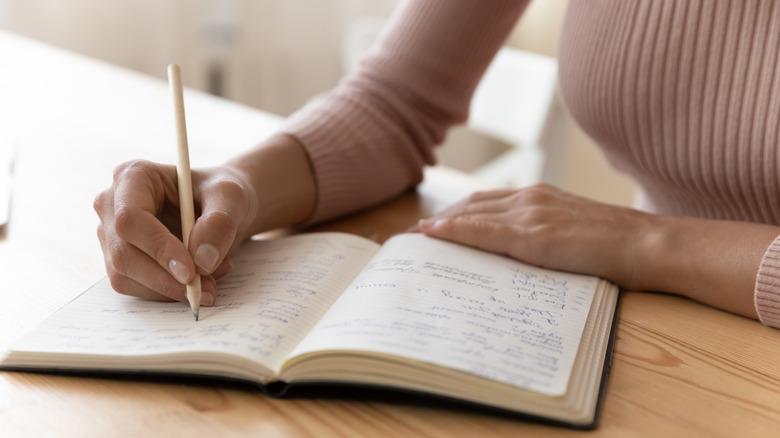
[{"xmin": 1, "ymin": 31, "xmax": 779, "ymax": 438}]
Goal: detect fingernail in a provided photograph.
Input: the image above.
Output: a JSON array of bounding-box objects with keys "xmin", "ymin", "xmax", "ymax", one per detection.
[
  {"xmin": 195, "ymin": 244, "xmax": 220, "ymax": 273},
  {"xmin": 168, "ymin": 259, "xmax": 190, "ymax": 284}
]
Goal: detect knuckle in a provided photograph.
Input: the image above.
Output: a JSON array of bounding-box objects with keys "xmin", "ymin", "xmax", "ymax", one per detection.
[
  {"xmin": 106, "ymin": 240, "xmax": 131, "ymax": 275},
  {"xmin": 113, "ymin": 206, "xmax": 136, "ymax": 239},
  {"xmin": 467, "ymin": 190, "xmax": 490, "ymax": 203},
  {"xmin": 113, "ymin": 159, "xmax": 152, "ymax": 181},
  {"xmin": 525, "ymin": 182, "xmax": 558, "ymax": 194},
  {"xmin": 93, "ymin": 191, "xmax": 108, "ymax": 214},
  {"xmin": 204, "ymin": 208, "xmax": 239, "ymax": 235},
  {"xmin": 466, "ymin": 189, "xmax": 508, "ymax": 204},
  {"xmin": 469, "ymin": 220, "xmax": 493, "ymax": 238},
  {"xmin": 515, "ymin": 186, "xmax": 545, "ymax": 203},
  {"xmin": 456, "ymin": 215, "xmax": 491, "ymax": 239},
  {"xmin": 523, "ymin": 204, "xmax": 549, "ymax": 223},
  {"xmin": 211, "ymin": 177, "xmax": 245, "ymax": 198},
  {"xmin": 530, "ymin": 182, "xmax": 556, "ymax": 191}
]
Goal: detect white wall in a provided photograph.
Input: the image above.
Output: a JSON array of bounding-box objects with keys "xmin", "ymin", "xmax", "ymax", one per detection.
[
  {"xmin": 0, "ymin": 0, "xmax": 635, "ymax": 206},
  {"xmin": 0, "ymin": 0, "xmax": 397, "ymax": 114}
]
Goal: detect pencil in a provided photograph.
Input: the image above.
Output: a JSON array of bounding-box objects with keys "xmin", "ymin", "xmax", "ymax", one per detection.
[{"xmin": 167, "ymin": 64, "xmax": 202, "ymax": 321}]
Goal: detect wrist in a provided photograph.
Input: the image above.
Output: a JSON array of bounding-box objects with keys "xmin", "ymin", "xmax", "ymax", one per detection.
[
  {"xmin": 626, "ymin": 213, "xmax": 682, "ymax": 292},
  {"xmin": 225, "ymin": 134, "xmax": 316, "ymax": 237},
  {"xmin": 602, "ymin": 209, "xmax": 668, "ymax": 292},
  {"xmin": 627, "ymin": 212, "xmax": 778, "ymax": 318}
]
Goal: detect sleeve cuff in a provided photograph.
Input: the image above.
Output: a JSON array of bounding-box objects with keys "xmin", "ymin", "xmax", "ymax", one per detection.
[{"xmin": 754, "ymin": 234, "xmax": 780, "ymax": 328}]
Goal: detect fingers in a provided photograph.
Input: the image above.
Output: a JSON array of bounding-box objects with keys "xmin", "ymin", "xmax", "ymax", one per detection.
[
  {"xmin": 189, "ymin": 171, "xmax": 256, "ymax": 276},
  {"xmin": 115, "ymin": 206, "xmax": 195, "ymax": 283},
  {"xmin": 97, "ymin": 219, "xmax": 220, "ymax": 304},
  {"xmin": 98, "ymin": 220, "xmax": 186, "ymax": 301},
  {"xmin": 433, "ymin": 188, "xmax": 518, "ymax": 217},
  {"xmin": 111, "ymin": 161, "xmax": 196, "ymax": 278},
  {"xmin": 101, "ymin": 161, "xmax": 195, "ymax": 282},
  {"xmin": 107, "ymin": 273, "xmax": 217, "ymax": 305},
  {"xmin": 95, "ymin": 160, "xmax": 221, "ymax": 304},
  {"xmin": 417, "ymin": 184, "xmax": 567, "ymax": 260},
  {"xmin": 419, "ymin": 212, "xmax": 516, "ymax": 255}
]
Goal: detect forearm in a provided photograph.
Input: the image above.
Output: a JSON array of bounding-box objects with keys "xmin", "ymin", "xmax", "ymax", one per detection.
[{"xmin": 633, "ymin": 214, "xmax": 780, "ymax": 319}]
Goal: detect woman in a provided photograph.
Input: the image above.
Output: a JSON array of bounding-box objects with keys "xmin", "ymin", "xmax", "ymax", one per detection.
[{"xmin": 94, "ymin": 0, "xmax": 780, "ymax": 328}]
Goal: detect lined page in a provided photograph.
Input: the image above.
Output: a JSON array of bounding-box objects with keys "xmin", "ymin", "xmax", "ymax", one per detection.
[
  {"xmin": 7, "ymin": 233, "xmax": 379, "ymax": 375},
  {"xmin": 288, "ymin": 234, "xmax": 599, "ymax": 395}
]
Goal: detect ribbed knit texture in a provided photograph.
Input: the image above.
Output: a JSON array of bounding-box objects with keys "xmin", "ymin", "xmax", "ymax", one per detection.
[
  {"xmin": 283, "ymin": 0, "xmax": 780, "ymax": 327},
  {"xmin": 559, "ymin": 0, "xmax": 780, "ymax": 327},
  {"xmin": 756, "ymin": 235, "xmax": 780, "ymax": 327},
  {"xmin": 283, "ymin": 0, "xmax": 529, "ymax": 222}
]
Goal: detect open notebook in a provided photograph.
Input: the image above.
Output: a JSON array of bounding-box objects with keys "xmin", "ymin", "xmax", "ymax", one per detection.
[{"xmin": 0, "ymin": 232, "xmax": 620, "ymax": 429}]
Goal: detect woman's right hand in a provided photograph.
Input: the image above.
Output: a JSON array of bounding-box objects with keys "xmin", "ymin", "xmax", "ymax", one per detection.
[
  {"xmin": 93, "ymin": 134, "xmax": 317, "ymax": 305},
  {"xmin": 93, "ymin": 160, "xmax": 258, "ymax": 305}
]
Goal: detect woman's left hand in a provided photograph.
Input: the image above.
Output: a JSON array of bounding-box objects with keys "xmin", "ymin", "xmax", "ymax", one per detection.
[
  {"xmin": 418, "ymin": 183, "xmax": 780, "ymax": 321},
  {"xmin": 418, "ymin": 184, "xmax": 656, "ymax": 291}
]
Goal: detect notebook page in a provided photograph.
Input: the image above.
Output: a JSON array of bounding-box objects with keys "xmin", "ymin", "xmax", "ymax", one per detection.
[
  {"xmin": 6, "ymin": 233, "xmax": 379, "ymax": 376},
  {"xmin": 288, "ymin": 233, "xmax": 599, "ymax": 395}
]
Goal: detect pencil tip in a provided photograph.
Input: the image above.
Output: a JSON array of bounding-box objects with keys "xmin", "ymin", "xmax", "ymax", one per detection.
[{"xmin": 194, "ymin": 312, "xmax": 199, "ymax": 322}]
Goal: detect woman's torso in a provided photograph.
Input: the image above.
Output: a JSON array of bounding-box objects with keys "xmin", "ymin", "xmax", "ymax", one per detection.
[{"xmin": 557, "ymin": 0, "xmax": 780, "ymax": 224}]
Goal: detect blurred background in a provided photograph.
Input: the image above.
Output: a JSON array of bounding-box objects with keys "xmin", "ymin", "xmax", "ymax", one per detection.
[{"xmin": 0, "ymin": 0, "xmax": 635, "ymax": 206}]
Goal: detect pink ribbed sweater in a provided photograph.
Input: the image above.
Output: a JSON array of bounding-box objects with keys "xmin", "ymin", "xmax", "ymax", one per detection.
[{"xmin": 283, "ymin": 0, "xmax": 780, "ymax": 328}]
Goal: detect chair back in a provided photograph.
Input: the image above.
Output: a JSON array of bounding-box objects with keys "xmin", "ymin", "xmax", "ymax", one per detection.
[{"xmin": 342, "ymin": 16, "xmax": 570, "ymax": 188}]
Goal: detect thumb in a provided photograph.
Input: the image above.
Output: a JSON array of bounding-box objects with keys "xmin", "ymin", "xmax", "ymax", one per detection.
[
  {"xmin": 189, "ymin": 175, "xmax": 255, "ymax": 276},
  {"xmin": 190, "ymin": 207, "xmax": 240, "ymax": 275}
]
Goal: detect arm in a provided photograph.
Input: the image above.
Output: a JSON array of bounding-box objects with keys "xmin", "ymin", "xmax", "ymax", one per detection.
[
  {"xmin": 418, "ymin": 184, "xmax": 780, "ymax": 326},
  {"xmin": 282, "ymin": 0, "xmax": 529, "ymax": 223},
  {"xmin": 94, "ymin": 0, "xmax": 530, "ymax": 303}
]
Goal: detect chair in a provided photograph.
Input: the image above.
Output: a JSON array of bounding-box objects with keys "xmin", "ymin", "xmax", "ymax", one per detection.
[{"xmin": 342, "ymin": 16, "xmax": 570, "ymax": 188}]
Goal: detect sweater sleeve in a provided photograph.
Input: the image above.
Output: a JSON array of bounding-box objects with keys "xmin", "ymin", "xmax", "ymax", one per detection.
[
  {"xmin": 755, "ymin": 235, "xmax": 780, "ymax": 328},
  {"xmin": 282, "ymin": 0, "xmax": 529, "ymax": 224}
]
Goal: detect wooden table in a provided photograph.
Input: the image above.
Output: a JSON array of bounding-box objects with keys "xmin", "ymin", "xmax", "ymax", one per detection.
[{"xmin": 1, "ymin": 30, "xmax": 779, "ymax": 437}]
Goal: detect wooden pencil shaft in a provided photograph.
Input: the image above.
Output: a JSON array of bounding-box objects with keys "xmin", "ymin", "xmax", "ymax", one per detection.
[
  {"xmin": 167, "ymin": 64, "xmax": 201, "ymax": 319},
  {"xmin": 168, "ymin": 64, "xmax": 195, "ymax": 247}
]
